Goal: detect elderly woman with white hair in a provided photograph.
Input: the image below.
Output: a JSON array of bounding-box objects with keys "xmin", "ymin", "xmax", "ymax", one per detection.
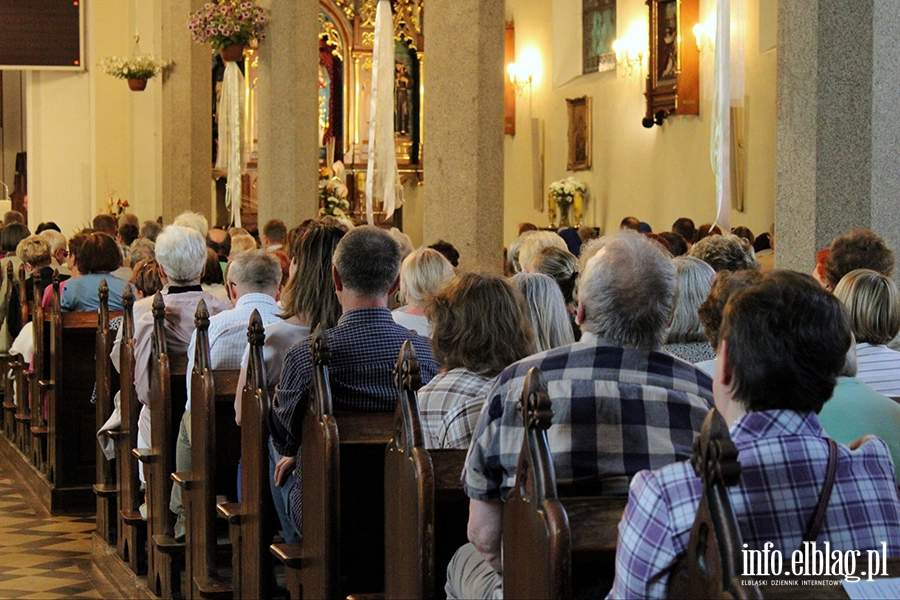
[
  {"xmin": 392, "ymin": 247, "xmax": 455, "ymax": 337},
  {"xmin": 664, "ymin": 256, "xmax": 718, "ymax": 363},
  {"xmin": 511, "ymin": 272, "xmax": 574, "ymax": 352}
]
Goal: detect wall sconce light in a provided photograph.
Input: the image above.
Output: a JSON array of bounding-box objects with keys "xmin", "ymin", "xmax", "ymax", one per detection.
[
  {"xmin": 693, "ymin": 16, "xmax": 716, "ymax": 54},
  {"xmin": 612, "ymin": 39, "xmax": 644, "ymax": 77},
  {"xmin": 507, "ymin": 62, "xmax": 533, "ymax": 96}
]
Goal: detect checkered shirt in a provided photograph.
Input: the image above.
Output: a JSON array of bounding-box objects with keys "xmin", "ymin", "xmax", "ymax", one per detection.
[
  {"xmin": 462, "ymin": 338, "xmax": 714, "ymax": 502},
  {"xmin": 608, "ymin": 410, "xmax": 900, "ymax": 599},
  {"xmin": 419, "ymin": 368, "xmax": 496, "ymax": 450},
  {"xmin": 184, "ymin": 293, "xmax": 282, "ymax": 411},
  {"xmin": 271, "ymin": 307, "xmax": 439, "ymax": 457}
]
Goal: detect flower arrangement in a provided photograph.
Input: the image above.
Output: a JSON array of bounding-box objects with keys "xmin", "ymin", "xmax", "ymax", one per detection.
[
  {"xmin": 549, "ymin": 177, "xmax": 587, "ymax": 207},
  {"xmin": 189, "ymin": 0, "xmax": 268, "ymax": 50},
  {"xmin": 107, "ymin": 193, "xmax": 130, "ymax": 219},
  {"xmin": 97, "ymin": 54, "xmax": 171, "ymax": 81},
  {"xmin": 318, "ymin": 162, "xmax": 351, "ymax": 220}
]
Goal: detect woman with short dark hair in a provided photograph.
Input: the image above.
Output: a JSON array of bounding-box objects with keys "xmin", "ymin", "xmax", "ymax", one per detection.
[{"xmin": 61, "ymin": 232, "xmax": 128, "ymax": 311}]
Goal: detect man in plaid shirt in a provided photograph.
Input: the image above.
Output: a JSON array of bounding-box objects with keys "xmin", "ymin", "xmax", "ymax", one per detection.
[
  {"xmin": 446, "ymin": 232, "xmax": 714, "ymax": 599},
  {"xmin": 609, "ymin": 271, "xmax": 900, "ymax": 598}
]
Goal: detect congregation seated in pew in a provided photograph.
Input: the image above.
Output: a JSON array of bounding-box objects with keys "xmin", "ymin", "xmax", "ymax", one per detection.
[
  {"xmin": 61, "ymin": 232, "xmax": 129, "ymax": 312},
  {"xmin": 446, "ymin": 231, "xmax": 714, "ymax": 599},
  {"xmin": 171, "ymin": 249, "xmax": 283, "ymax": 540},
  {"xmin": 419, "ymin": 272, "xmax": 534, "ymax": 450},
  {"xmin": 608, "ymin": 271, "xmax": 900, "ymax": 598},
  {"xmin": 270, "ymin": 225, "xmax": 440, "ymax": 536},
  {"xmin": 234, "ymin": 218, "xmax": 346, "ymax": 544}
]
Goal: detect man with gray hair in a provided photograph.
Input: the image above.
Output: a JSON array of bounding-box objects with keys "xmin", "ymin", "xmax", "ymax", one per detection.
[
  {"xmin": 446, "ymin": 231, "xmax": 714, "ymax": 599},
  {"xmin": 170, "ymin": 249, "xmax": 284, "ymax": 539},
  {"xmin": 271, "ymin": 225, "xmax": 440, "ymax": 537}
]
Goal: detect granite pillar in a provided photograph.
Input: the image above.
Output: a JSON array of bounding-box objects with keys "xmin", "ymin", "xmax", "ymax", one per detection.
[
  {"xmin": 161, "ymin": 0, "xmax": 213, "ymax": 223},
  {"xmin": 256, "ymin": 0, "xmax": 320, "ymax": 228},
  {"xmin": 777, "ymin": 0, "xmax": 900, "ymax": 274},
  {"xmin": 424, "ymin": 0, "xmax": 505, "ymax": 274}
]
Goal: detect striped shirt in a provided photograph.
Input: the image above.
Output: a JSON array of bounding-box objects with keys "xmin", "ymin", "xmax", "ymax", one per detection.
[
  {"xmin": 608, "ymin": 410, "xmax": 900, "ymax": 599},
  {"xmin": 855, "ymin": 342, "xmax": 900, "ymax": 396},
  {"xmin": 419, "ymin": 368, "xmax": 495, "ymax": 450},
  {"xmin": 462, "ymin": 336, "xmax": 714, "ymax": 502}
]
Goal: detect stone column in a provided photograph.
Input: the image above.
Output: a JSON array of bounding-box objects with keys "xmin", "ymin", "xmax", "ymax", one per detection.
[
  {"xmin": 256, "ymin": 0, "xmax": 320, "ymax": 228},
  {"xmin": 161, "ymin": 0, "xmax": 213, "ymax": 223},
  {"xmin": 777, "ymin": 0, "xmax": 900, "ymax": 274},
  {"xmin": 424, "ymin": 0, "xmax": 505, "ymax": 274}
]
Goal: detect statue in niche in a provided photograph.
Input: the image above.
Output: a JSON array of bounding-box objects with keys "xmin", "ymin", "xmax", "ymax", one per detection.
[{"xmin": 394, "ymin": 60, "xmax": 411, "ymax": 134}]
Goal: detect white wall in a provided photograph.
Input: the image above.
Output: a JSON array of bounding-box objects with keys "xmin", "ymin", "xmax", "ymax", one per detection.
[{"xmin": 503, "ymin": 0, "xmax": 777, "ymax": 246}]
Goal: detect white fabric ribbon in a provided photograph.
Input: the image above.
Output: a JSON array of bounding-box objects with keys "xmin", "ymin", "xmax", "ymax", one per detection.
[
  {"xmin": 365, "ymin": 0, "xmax": 403, "ymax": 225},
  {"xmin": 710, "ymin": 0, "xmax": 732, "ymax": 233},
  {"xmin": 217, "ymin": 60, "xmax": 245, "ymax": 228}
]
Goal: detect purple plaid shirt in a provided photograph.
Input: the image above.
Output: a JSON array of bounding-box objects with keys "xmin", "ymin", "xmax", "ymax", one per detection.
[
  {"xmin": 462, "ymin": 338, "xmax": 714, "ymax": 501},
  {"xmin": 608, "ymin": 410, "xmax": 900, "ymax": 599}
]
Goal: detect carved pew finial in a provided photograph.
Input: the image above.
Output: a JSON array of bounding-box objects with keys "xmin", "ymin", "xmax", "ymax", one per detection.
[
  {"xmin": 152, "ymin": 291, "xmax": 165, "ymax": 320},
  {"xmin": 520, "ymin": 367, "xmax": 553, "ymax": 431},
  {"xmin": 310, "ymin": 323, "xmax": 330, "ymax": 367},
  {"xmin": 193, "ymin": 298, "xmax": 210, "ymax": 332},
  {"xmin": 247, "ymin": 309, "xmax": 266, "ymax": 348},
  {"xmin": 393, "ymin": 340, "xmax": 421, "ymax": 393},
  {"xmin": 690, "ymin": 409, "xmax": 742, "ymax": 488},
  {"xmin": 99, "ymin": 277, "xmax": 109, "ymax": 304}
]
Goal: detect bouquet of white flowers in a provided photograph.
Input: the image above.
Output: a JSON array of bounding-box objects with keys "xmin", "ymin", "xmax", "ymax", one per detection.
[
  {"xmin": 549, "ymin": 177, "xmax": 587, "ymax": 207},
  {"xmin": 319, "ymin": 162, "xmax": 351, "ymax": 220}
]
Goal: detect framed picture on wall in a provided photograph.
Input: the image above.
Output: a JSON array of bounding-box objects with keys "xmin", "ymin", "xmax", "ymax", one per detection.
[{"xmin": 567, "ymin": 96, "xmax": 592, "ymax": 171}]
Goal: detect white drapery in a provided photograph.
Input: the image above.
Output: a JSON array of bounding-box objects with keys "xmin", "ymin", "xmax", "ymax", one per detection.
[
  {"xmin": 216, "ymin": 60, "xmax": 245, "ymax": 228},
  {"xmin": 365, "ymin": 0, "xmax": 402, "ymax": 224}
]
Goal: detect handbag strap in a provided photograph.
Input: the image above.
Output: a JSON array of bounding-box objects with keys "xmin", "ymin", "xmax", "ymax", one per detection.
[{"xmin": 803, "ymin": 438, "xmax": 839, "ymax": 543}]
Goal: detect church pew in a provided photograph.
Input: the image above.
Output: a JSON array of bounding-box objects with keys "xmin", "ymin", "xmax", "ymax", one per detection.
[
  {"xmin": 133, "ymin": 292, "xmax": 187, "ymax": 599},
  {"xmin": 111, "ymin": 285, "xmax": 148, "ymax": 574},
  {"xmin": 270, "ymin": 325, "xmax": 395, "ymax": 599},
  {"xmin": 8, "ymin": 353, "xmax": 26, "ymax": 450},
  {"xmin": 14, "ymin": 262, "xmax": 29, "ymax": 339},
  {"xmin": 217, "ymin": 310, "xmax": 278, "ymax": 600},
  {"xmin": 383, "ymin": 340, "xmax": 468, "ymax": 599},
  {"xmin": 500, "ymin": 367, "xmax": 629, "ymax": 600},
  {"xmin": 668, "ymin": 408, "xmax": 760, "ymax": 599},
  {"xmin": 172, "ymin": 299, "xmax": 240, "ymax": 599},
  {"xmin": 1, "ymin": 263, "xmax": 16, "ymax": 440},
  {"xmin": 27, "ymin": 268, "xmax": 47, "ymax": 472},
  {"xmin": 93, "ymin": 279, "xmax": 123, "ymax": 546}
]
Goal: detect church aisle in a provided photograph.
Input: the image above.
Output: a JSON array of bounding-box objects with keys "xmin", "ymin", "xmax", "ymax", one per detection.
[{"xmin": 0, "ymin": 459, "xmax": 120, "ymax": 599}]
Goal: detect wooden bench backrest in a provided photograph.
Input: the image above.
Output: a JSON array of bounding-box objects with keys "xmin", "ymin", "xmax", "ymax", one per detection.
[
  {"xmin": 668, "ymin": 409, "xmax": 762, "ymax": 599},
  {"xmin": 300, "ymin": 324, "xmax": 341, "ymax": 599},
  {"xmin": 384, "ymin": 341, "xmax": 435, "ymax": 599},
  {"xmin": 233, "ymin": 310, "xmax": 274, "ymax": 599},
  {"xmin": 502, "ymin": 367, "xmax": 571, "ymax": 600},
  {"xmin": 29, "ymin": 269, "xmax": 46, "ymax": 437},
  {"xmin": 17, "ymin": 262, "xmax": 29, "ymax": 335},
  {"xmin": 186, "ymin": 298, "xmax": 241, "ymax": 592},
  {"xmin": 47, "ymin": 272, "xmax": 101, "ymax": 488}
]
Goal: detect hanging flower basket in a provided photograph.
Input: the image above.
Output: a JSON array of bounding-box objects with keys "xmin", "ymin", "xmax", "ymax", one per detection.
[
  {"xmin": 127, "ymin": 78, "xmax": 147, "ymax": 91},
  {"xmin": 189, "ymin": 0, "xmax": 268, "ymax": 53},
  {"xmin": 98, "ymin": 54, "xmax": 171, "ymax": 90},
  {"xmin": 219, "ymin": 43, "xmax": 245, "ymax": 63}
]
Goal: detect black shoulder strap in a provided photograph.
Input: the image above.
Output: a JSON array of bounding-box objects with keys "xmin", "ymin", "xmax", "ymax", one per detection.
[{"xmin": 803, "ymin": 438, "xmax": 839, "ymax": 543}]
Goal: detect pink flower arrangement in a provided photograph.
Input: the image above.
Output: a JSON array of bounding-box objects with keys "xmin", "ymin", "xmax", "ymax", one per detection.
[{"xmin": 188, "ymin": 0, "xmax": 267, "ymax": 50}]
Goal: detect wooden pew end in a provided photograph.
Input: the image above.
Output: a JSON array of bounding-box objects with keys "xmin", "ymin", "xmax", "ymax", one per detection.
[
  {"xmin": 215, "ymin": 502, "xmax": 242, "ymax": 525},
  {"xmin": 93, "ymin": 483, "xmax": 117, "ymax": 498},
  {"xmin": 269, "ymin": 543, "xmax": 303, "ymax": 569},
  {"xmin": 194, "ymin": 576, "xmax": 233, "ymax": 599},
  {"xmin": 171, "ymin": 471, "xmax": 196, "ymax": 491},
  {"xmin": 152, "ymin": 534, "xmax": 186, "ymax": 555},
  {"xmin": 120, "ymin": 509, "xmax": 145, "ymax": 526},
  {"xmin": 131, "ymin": 447, "xmax": 153, "ymax": 463}
]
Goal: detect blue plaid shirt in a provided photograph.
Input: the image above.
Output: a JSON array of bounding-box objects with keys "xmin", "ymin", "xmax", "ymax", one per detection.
[
  {"xmin": 271, "ymin": 306, "xmax": 439, "ymax": 456},
  {"xmin": 462, "ymin": 336, "xmax": 714, "ymax": 502},
  {"xmin": 608, "ymin": 410, "xmax": 900, "ymax": 599}
]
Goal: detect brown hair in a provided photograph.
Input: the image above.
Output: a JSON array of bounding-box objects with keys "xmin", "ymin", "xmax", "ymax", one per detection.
[
  {"xmin": 130, "ymin": 259, "xmax": 163, "ymax": 298},
  {"xmin": 77, "ymin": 232, "xmax": 123, "ymax": 273},
  {"xmin": 280, "ymin": 220, "xmax": 346, "ymax": 330},
  {"xmin": 824, "ymin": 228, "xmax": 895, "ymax": 290},
  {"xmin": 698, "ymin": 269, "xmax": 763, "ymax": 349},
  {"xmin": 426, "ymin": 273, "xmax": 535, "ymax": 376}
]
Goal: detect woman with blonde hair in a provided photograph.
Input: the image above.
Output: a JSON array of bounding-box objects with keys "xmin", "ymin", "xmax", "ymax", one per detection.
[
  {"xmin": 391, "ymin": 247, "xmax": 455, "ymax": 338},
  {"xmin": 511, "ymin": 272, "xmax": 574, "ymax": 352},
  {"xmin": 420, "ymin": 273, "xmax": 534, "ymax": 449},
  {"xmin": 228, "ymin": 232, "xmax": 258, "ymax": 260},
  {"xmin": 833, "ymin": 268, "xmax": 900, "ymax": 395}
]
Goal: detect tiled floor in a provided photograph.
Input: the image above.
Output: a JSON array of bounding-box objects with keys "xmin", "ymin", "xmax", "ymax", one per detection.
[{"xmin": 0, "ymin": 462, "xmax": 120, "ymax": 598}]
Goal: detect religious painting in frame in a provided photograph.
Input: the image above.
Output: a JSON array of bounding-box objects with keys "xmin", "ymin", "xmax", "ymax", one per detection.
[
  {"xmin": 582, "ymin": 0, "xmax": 616, "ymax": 73},
  {"xmin": 567, "ymin": 96, "xmax": 592, "ymax": 171}
]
